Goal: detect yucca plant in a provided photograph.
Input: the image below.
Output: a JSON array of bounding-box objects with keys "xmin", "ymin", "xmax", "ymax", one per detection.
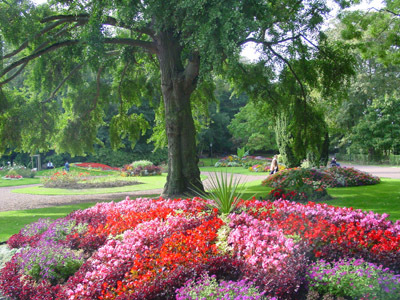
[{"xmin": 194, "ymin": 171, "xmax": 248, "ymax": 214}]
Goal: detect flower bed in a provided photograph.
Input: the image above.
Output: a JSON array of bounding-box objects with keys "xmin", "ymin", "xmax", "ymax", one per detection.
[
  {"xmin": 41, "ymin": 171, "xmax": 140, "ymax": 189},
  {"xmin": 74, "ymin": 163, "xmax": 120, "ymax": 171},
  {"xmin": 121, "ymin": 164, "xmax": 162, "ymax": 177},
  {"xmin": 263, "ymin": 167, "xmax": 380, "ymax": 188},
  {"xmin": 1, "ymin": 198, "xmax": 400, "ymax": 299},
  {"xmin": 2, "ymin": 174, "xmax": 23, "ymax": 180}
]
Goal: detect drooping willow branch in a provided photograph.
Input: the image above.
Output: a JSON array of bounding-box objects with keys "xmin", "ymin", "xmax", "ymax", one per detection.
[
  {"xmin": 118, "ymin": 64, "xmax": 130, "ymax": 113},
  {"xmin": 267, "ymin": 45, "xmax": 307, "ymax": 102},
  {"xmin": 81, "ymin": 66, "xmax": 103, "ymax": 121},
  {"xmin": 41, "ymin": 64, "xmax": 83, "ymax": 104}
]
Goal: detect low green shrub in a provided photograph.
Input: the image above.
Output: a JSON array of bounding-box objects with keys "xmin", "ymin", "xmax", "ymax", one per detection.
[{"xmin": 131, "ymin": 160, "xmax": 153, "ymax": 169}]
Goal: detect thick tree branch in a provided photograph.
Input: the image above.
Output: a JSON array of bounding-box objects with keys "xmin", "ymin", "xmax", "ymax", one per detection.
[
  {"xmin": 41, "ymin": 14, "xmax": 155, "ymax": 36},
  {"xmin": 238, "ymin": 35, "xmax": 300, "ymax": 47},
  {"xmin": 2, "ymin": 19, "xmax": 71, "ymax": 59},
  {"xmin": 0, "ymin": 40, "xmax": 81, "ymax": 82},
  {"xmin": 0, "ymin": 62, "xmax": 28, "ymax": 86},
  {"xmin": 0, "ymin": 38, "xmax": 156, "ymax": 85},
  {"xmin": 41, "ymin": 64, "xmax": 83, "ymax": 104},
  {"xmin": 104, "ymin": 38, "xmax": 157, "ymax": 53},
  {"xmin": 267, "ymin": 45, "xmax": 307, "ymax": 101}
]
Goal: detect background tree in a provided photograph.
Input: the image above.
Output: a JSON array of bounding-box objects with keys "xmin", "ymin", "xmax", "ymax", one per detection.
[
  {"xmin": 228, "ymin": 101, "xmax": 277, "ymax": 153},
  {"xmin": 1, "ymin": 0, "xmax": 356, "ymax": 196}
]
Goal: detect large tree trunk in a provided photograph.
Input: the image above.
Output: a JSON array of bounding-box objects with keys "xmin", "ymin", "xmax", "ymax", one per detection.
[{"xmin": 156, "ymin": 31, "xmax": 204, "ymax": 198}]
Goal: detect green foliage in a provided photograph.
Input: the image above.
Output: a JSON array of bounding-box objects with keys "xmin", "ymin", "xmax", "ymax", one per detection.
[
  {"xmin": 350, "ymin": 93, "xmax": 400, "ymax": 158},
  {"xmin": 110, "ymin": 113, "xmax": 149, "ymax": 150},
  {"xmin": 228, "ymin": 101, "xmax": 277, "ymax": 152},
  {"xmin": 236, "ymin": 146, "xmax": 249, "ymax": 159},
  {"xmin": 274, "ymin": 112, "xmax": 301, "ymax": 168},
  {"xmin": 339, "ymin": 7, "xmax": 400, "ymax": 65}
]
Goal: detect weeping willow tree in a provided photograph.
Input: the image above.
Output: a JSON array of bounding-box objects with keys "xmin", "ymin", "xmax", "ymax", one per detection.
[{"xmin": 274, "ymin": 99, "xmax": 330, "ymax": 168}]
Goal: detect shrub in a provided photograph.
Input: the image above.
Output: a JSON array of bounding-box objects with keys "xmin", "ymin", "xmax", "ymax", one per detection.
[
  {"xmin": 12, "ymin": 166, "xmax": 36, "ymax": 178},
  {"xmin": 263, "ymin": 167, "xmax": 380, "ymax": 189},
  {"xmin": 74, "ymin": 162, "xmax": 120, "ymax": 171},
  {"xmin": 122, "ymin": 163, "xmax": 161, "ymax": 177},
  {"xmin": 195, "ymin": 171, "xmax": 247, "ymax": 214},
  {"xmin": 131, "ymin": 160, "xmax": 153, "ymax": 169},
  {"xmin": 324, "ymin": 167, "xmax": 380, "ymax": 187}
]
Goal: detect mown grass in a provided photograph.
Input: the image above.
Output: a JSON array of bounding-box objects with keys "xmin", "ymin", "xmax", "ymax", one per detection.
[
  {"xmin": 0, "ymin": 177, "xmax": 41, "ymax": 187},
  {"xmin": 327, "ymin": 178, "xmax": 400, "ymax": 221}
]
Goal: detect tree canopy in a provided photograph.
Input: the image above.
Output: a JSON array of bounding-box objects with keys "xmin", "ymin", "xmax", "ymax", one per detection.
[{"xmin": 1, "ymin": 0, "xmax": 356, "ymax": 196}]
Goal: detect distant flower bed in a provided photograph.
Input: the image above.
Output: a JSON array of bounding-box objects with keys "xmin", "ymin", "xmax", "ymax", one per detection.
[
  {"xmin": 215, "ymin": 155, "xmax": 277, "ymax": 168},
  {"xmin": 2, "ymin": 198, "xmax": 400, "ymax": 299},
  {"xmin": 0, "ymin": 165, "xmax": 36, "ymax": 178},
  {"xmin": 2, "ymin": 174, "xmax": 23, "ymax": 180},
  {"xmin": 41, "ymin": 171, "xmax": 140, "ymax": 189},
  {"xmin": 249, "ymin": 163, "xmax": 286, "ymax": 173},
  {"xmin": 122, "ymin": 162, "xmax": 162, "ymax": 177},
  {"xmin": 263, "ymin": 167, "xmax": 380, "ymax": 189},
  {"xmin": 74, "ymin": 162, "xmax": 120, "ymax": 171}
]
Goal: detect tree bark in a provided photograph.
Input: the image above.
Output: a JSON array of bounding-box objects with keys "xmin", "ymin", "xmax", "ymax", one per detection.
[{"xmin": 156, "ymin": 31, "xmax": 204, "ymax": 198}]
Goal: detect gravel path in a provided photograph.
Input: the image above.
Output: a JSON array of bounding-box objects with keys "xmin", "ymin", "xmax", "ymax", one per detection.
[{"xmin": 0, "ymin": 166, "xmax": 398, "ymax": 212}]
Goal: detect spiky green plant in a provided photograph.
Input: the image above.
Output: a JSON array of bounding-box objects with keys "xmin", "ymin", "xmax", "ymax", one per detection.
[{"xmin": 196, "ymin": 171, "xmax": 248, "ymax": 214}]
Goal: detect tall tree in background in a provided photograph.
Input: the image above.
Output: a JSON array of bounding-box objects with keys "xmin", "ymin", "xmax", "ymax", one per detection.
[
  {"xmin": 1, "ymin": 0, "xmax": 355, "ymax": 196},
  {"xmin": 326, "ymin": 2, "xmax": 400, "ymax": 159}
]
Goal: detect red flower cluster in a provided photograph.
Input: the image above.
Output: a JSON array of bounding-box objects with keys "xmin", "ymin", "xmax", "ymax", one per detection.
[
  {"xmin": 75, "ymin": 162, "xmax": 120, "ymax": 171},
  {"xmin": 241, "ymin": 199, "xmax": 400, "ymax": 270},
  {"xmin": 100, "ymin": 217, "xmax": 223, "ymax": 299}
]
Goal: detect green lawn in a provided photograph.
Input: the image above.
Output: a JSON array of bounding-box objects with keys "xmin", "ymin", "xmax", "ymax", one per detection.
[
  {"xmin": 0, "ymin": 177, "xmax": 41, "ymax": 187},
  {"xmin": 327, "ymin": 178, "xmax": 400, "ymax": 221},
  {"xmin": 1, "ymin": 177, "xmax": 399, "ymax": 243}
]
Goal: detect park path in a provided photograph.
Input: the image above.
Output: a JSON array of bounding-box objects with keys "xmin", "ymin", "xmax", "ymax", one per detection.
[{"xmin": 0, "ymin": 166, "xmax": 398, "ymax": 212}]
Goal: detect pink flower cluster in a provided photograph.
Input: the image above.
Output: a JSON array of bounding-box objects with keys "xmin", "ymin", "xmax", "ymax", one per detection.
[{"xmin": 228, "ymin": 212, "xmax": 299, "ymax": 272}]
